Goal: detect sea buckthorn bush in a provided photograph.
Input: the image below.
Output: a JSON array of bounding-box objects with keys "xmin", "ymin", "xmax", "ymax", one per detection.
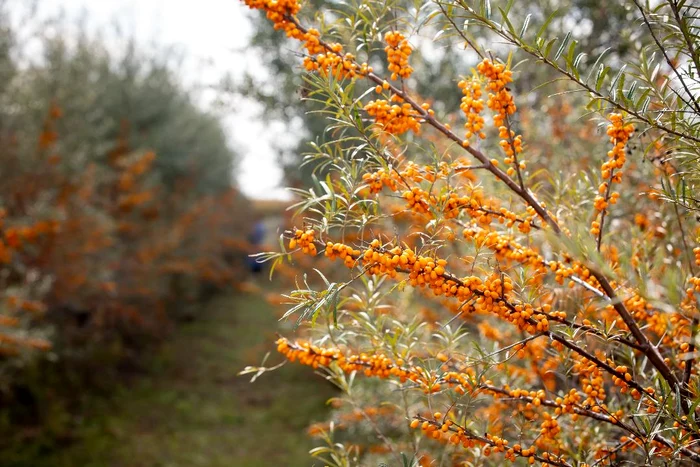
[
  {"xmin": 0, "ymin": 13, "xmax": 249, "ymax": 440},
  {"xmin": 244, "ymin": 0, "xmax": 700, "ymax": 465}
]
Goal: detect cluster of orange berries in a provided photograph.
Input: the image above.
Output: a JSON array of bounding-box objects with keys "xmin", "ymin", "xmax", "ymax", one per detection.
[
  {"xmin": 301, "ymin": 28, "xmax": 325, "ymax": 55},
  {"xmin": 475, "ymin": 282, "xmax": 551, "ymax": 334},
  {"xmin": 463, "ymin": 226, "xmax": 545, "ymax": 270},
  {"xmin": 278, "ymin": 335, "xmax": 478, "ymax": 397},
  {"xmin": 410, "ymin": 414, "xmax": 479, "ymax": 447},
  {"xmin": 538, "ymin": 413, "xmax": 561, "ymax": 444},
  {"xmin": 361, "ymin": 241, "xmax": 448, "ymax": 285},
  {"xmin": 442, "ymin": 369, "xmax": 476, "ymax": 396},
  {"xmin": 288, "ymin": 228, "xmax": 317, "ymax": 255},
  {"xmin": 480, "ymin": 434, "xmax": 510, "ymax": 457},
  {"xmin": 414, "ymin": 414, "xmax": 499, "ymax": 450},
  {"xmin": 501, "ymin": 387, "xmax": 551, "ymax": 410},
  {"xmin": 549, "ymin": 257, "xmax": 598, "ymax": 289},
  {"xmin": 38, "ymin": 102, "xmax": 63, "ymax": 150},
  {"xmin": 504, "ymin": 444, "xmax": 540, "ymax": 465},
  {"xmin": 477, "ymin": 59, "xmax": 516, "ymax": 127},
  {"xmin": 609, "ymin": 291, "xmax": 661, "ymax": 336},
  {"xmin": 498, "ymin": 125, "xmax": 526, "ymax": 176},
  {"xmin": 458, "ymin": 78, "xmax": 486, "ymax": 143},
  {"xmin": 402, "ymin": 187, "xmax": 435, "ymax": 214},
  {"xmin": 552, "ymin": 388, "xmax": 583, "ymax": 417},
  {"xmin": 442, "ymin": 192, "xmax": 481, "ymax": 220},
  {"xmin": 571, "ymin": 352, "xmax": 607, "ymax": 408},
  {"xmin": 324, "ymin": 242, "xmax": 361, "ymax": 268},
  {"xmin": 314, "ymin": 237, "xmax": 554, "ymax": 334},
  {"xmin": 307, "ymin": 406, "xmax": 396, "ymax": 437},
  {"xmin": 362, "ymin": 163, "xmax": 536, "ymax": 228},
  {"xmin": 303, "ymin": 48, "xmax": 371, "ymax": 80},
  {"xmin": 276, "ymin": 338, "xmax": 444, "ymax": 392},
  {"xmin": 610, "ymin": 364, "xmax": 635, "ymax": 395},
  {"xmin": 462, "ymin": 224, "xmax": 607, "ymax": 296},
  {"xmin": 0, "ymin": 332, "xmax": 51, "ymax": 355},
  {"xmin": 409, "ymin": 417, "xmax": 560, "ymax": 466},
  {"xmin": 384, "ymin": 31, "xmax": 413, "ymax": 80},
  {"xmin": 465, "ymin": 204, "xmax": 536, "ymax": 233},
  {"xmin": 243, "ymin": 0, "xmax": 302, "ymax": 39},
  {"xmin": 243, "ymin": 1, "xmax": 371, "ymax": 80},
  {"xmin": 686, "ymin": 247, "xmax": 700, "ymax": 300},
  {"xmin": 591, "ymin": 114, "xmax": 634, "ymax": 233},
  {"xmin": 364, "ymin": 98, "xmax": 421, "ymax": 135},
  {"xmin": 361, "ymin": 160, "xmax": 481, "ymax": 209},
  {"xmin": 362, "ymin": 168, "xmax": 397, "ymax": 193},
  {"xmin": 402, "ymin": 160, "xmax": 454, "ymax": 183},
  {"xmin": 362, "ymin": 161, "xmax": 456, "ymax": 197}
]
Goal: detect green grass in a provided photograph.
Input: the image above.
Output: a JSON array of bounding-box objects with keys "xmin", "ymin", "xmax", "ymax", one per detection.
[{"xmin": 8, "ymin": 290, "xmax": 335, "ymax": 467}]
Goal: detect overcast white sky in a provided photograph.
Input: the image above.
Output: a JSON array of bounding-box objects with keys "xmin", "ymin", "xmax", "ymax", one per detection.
[{"xmin": 29, "ymin": 0, "xmax": 291, "ymax": 200}]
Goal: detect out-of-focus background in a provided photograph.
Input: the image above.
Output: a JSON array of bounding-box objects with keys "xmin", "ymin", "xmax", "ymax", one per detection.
[{"xmin": 0, "ymin": 1, "xmax": 336, "ymax": 466}]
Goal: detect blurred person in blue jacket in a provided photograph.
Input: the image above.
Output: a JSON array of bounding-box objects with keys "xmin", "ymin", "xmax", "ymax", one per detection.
[{"xmin": 247, "ymin": 217, "xmax": 266, "ymax": 274}]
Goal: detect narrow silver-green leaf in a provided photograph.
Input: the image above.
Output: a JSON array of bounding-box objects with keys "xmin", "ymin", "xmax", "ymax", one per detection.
[
  {"xmin": 585, "ymin": 47, "xmax": 611, "ymax": 84},
  {"xmin": 566, "ymin": 39, "xmax": 577, "ymax": 65},
  {"xmin": 640, "ymin": 95, "xmax": 652, "ymax": 113},
  {"xmin": 499, "ymin": 8, "xmax": 516, "ymax": 35},
  {"xmin": 595, "ymin": 64, "xmax": 610, "ymax": 92},
  {"xmin": 609, "ymin": 64, "xmax": 627, "ymax": 97},
  {"xmin": 543, "ymin": 37, "xmax": 558, "ymax": 58},
  {"xmin": 483, "ymin": 0, "xmax": 491, "ymax": 19},
  {"xmin": 554, "ymin": 31, "xmax": 571, "ymax": 61},
  {"xmin": 519, "ymin": 14, "xmax": 532, "ymax": 38},
  {"xmin": 536, "ymin": 10, "xmax": 559, "ymax": 39}
]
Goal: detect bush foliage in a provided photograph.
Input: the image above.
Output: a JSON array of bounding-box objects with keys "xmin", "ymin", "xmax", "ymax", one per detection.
[
  {"xmin": 243, "ymin": 0, "xmax": 700, "ymax": 465},
  {"xmin": 0, "ymin": 10, "xmax": 247, "ymax": 441}
]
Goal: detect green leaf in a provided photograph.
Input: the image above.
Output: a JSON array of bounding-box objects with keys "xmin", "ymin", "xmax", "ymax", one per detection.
[
  {"xmin": 503, "ymin": 0, "xmax": 515, "ymax": 15},
  {"xmin": 519, "ymin": 14, "xmax": 531, "ymax": 38},
  {"xmin": 609, "ymin": 64, "xmax": 627, "ymax": 98},
  {"xmin": 585, "ymin": 47, "xmax": 611, "ymax": 84},
  {"xmin": 543, "ymin": 38, "xmax": 558, "ymax": 59},
  {"xmin": 536, "ymin": 10, "xmax": 559, "ymax": 39},
  {"xmin": 499, "ymin": 8, "xmax": 516, "ymax": 36},
  {"xmin": 635, "ymin": 88, "xmax": 652, "ymax": 111},
  {"xmin": 483, "ymin": 0, "xmax": 492, "ymax": 19},
  {"xmin": 329, "ymin": 286, "xmax": 340, "ymax": 326},
  {"xmin": 566, "ymin": 39, "xmax": 577, "ymax": 65},
  {"xmin": 616, "ymin": 71, "xmax": 626, "ymax": 101},
  {"xmin": 595, "ymin": 64, "xmax": 610, "ymax": 92},
  {"xmin": 553, "ymin": 31, "xmax": 571, "ymax": 61}
]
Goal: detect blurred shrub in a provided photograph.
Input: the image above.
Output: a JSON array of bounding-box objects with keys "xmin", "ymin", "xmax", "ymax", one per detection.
[{"xmin": 0, "ymin": 8, "xmax": 251, "ymax": 441}]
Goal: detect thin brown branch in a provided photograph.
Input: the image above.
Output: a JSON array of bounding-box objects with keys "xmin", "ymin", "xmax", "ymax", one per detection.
[
  {"xmin": 436, "ymin": 2, "xmax": 485, "ymax": 59},
  {"xmin": 668, "ymin": 0, "xmax": 700, "ymax": 93},
  {"xmin": 589, "ymin": 268, "xmax": 689, "ymax": 413},
  {"xmin": 633, "ymin": 0, "xmax": 700, "ymax": 115},
  {"xmin": 595, "ymin": 169, "xmax": 616, "ymax": 252},
  {"xmin": 413, "ymin": 415, "xmax": 574, "ymax": 467},
  {"xmin": 446, "ymin": 2, "xmax": 700, "ymax": 145},
  {"xmin": 285, "ymin": 15, "xmax": 562, "ymax": 232}
]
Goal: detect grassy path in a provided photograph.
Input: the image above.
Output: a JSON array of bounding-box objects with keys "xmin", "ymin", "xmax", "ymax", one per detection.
[{"xmin": 19, "ymin": 290, "xmax": 334, "ymax": 467}]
